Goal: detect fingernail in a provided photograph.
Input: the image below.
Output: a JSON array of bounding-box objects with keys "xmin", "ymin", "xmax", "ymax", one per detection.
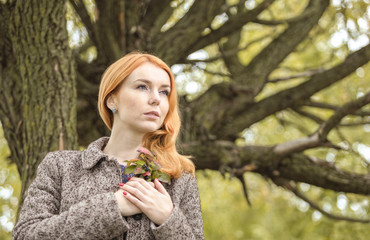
[
  {"xmin": 123, "ymin": 191, "xmax": 127, "ymax": 196},
  {"xmin": 119, "ymin": 183, "xmax": 124, "ymax": 186}
]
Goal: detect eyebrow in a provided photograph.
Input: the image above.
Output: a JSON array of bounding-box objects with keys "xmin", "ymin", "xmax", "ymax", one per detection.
[{"xmin": 134, "ymin": 79, "xmax": 171, "ymax": 88}]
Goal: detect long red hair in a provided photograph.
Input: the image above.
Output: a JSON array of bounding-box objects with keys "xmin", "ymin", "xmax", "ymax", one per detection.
[{"xmin": 98, "ymin": 52, "xmax": 194, "ymax": 178}]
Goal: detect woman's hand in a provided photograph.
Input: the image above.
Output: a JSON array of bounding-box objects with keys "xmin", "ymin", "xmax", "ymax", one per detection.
[
  {"xmin": 114, "ymin": 188, "xmax": 142, "ymax": 216},
  {"xmin": 121, "ymin": 177, "xmax": 174, "ymax": 225}
]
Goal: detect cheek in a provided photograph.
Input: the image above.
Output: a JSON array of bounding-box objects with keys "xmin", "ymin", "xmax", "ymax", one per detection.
[
  {"xmin": 119, "ymin": 93, "xmax": 142, "ymax": 112},
  {"xmin": 162, "ymin": 99, "xmax": 170, "ymax": 115}
]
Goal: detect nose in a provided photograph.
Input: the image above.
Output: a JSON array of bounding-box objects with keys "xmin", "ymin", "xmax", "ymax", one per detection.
[{"xmin": 149, "ymin": 91, "xmax": 160, "ymax": 105}]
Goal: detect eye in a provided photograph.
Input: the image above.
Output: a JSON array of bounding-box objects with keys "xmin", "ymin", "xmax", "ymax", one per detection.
[
  {"xmin": 160, "ymin": 90, "xmax": 170, "ymax": 96},
  {"xmin": 137, "ymin": 85, "xmax": 148, "ymax": 90}
]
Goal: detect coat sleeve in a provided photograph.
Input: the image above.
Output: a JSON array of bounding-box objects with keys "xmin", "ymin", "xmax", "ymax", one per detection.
[
  {"xmin": 12, "ymin": 152, "xmax": 130, "ymax": 240},
  {"xmin": 150, "ymin": 173, "xmax": 205, "ymax": 240}
]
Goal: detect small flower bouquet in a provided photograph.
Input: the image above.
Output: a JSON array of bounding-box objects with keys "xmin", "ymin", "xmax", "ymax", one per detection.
[{"xmin": 123, "ymin": 147, "xmax": 171, "ymax": 183}]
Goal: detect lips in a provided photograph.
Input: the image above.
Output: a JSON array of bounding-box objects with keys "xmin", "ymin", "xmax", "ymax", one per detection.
[{"xmin": 144, "ymin": 111, "xmax": 159, "ymax": 117}]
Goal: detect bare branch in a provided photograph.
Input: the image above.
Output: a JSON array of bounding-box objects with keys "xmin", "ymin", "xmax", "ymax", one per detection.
[
  {"xmin": 318, "ymin": 91, "xmax": 370, "ymax": 140},
  {"xmin": 283, "ymin": 182, "xmax": 370, "ymax": 223},
  {"xmin": 306, "ymin": 100, "xmax": 370, "ymax": 117},
  {"xmin": 305, "ymin": 100, "xmax": 338, "ymax": 110},
  {"xmin": 274, "ymin": 134, "xmax": 320, "ymax": 156},
  {"xmin": 220, "ymin": 30, "xmax": 244, "ymax": 76},
  {"xmin": 236, "ymin": 174, "xmax": 252, "ymax": 206},
  {"xmin": 154, "ymin": 0, "xmax": 226, "ymax": 64},
  {"xmin": 267, "ymin": 68, "xmax": 326, "ymax": 83},
  {"xmin": 340, "ymin": 121, "xmax": 370, "ymax": 126},
  {"xmin": 203, "ymin": 0, "xmax": 331, "ymax": 139},
  {"xmin": 94, "ymin": 0, "xmax": 125, "ymax": 61},
  {"xmin": 291, "ymin": 108, "xmax": 324, "ymax": 124},
  {"xmin": 186, "ymin": 0, "xmax": 275, "ymax": 55},
  {"xmin": 185, "ymin": 32, "xmax": 273, "ymax": 64},
  {"xmin": 274, "ymin": 117, "xmax": 312, "ymax": 135},
  {"xmin": 141, "ymin": 0, "xmax": 173, "ymax": 36},
  {"xmin": 221, "ymin": 44, "xmax": 370, "ymax": 138},
  {"xmin": 69, "ymin": 0, "xmax": 97, "ymax": 45},
  {"xmin": 192, "ymin": 65, "xmax": 231, "ymax": 77},
  {"xmin": 183, "ymin": 140, "xmax": 370, "ymax": 194},
  {"xmin": 237, "ymin": 0, "xmax": 330, "ymax": 88},
  {"xmin": 334, "ymin": 128, "xmax": 370, "ymax": 167},
  {"xmin": 273, "ymin": 93, "xmax": 370, "ymax": 156},
  {"xmin": 251, "ymin": 9, "xmax": 316, "ymax": 26}
]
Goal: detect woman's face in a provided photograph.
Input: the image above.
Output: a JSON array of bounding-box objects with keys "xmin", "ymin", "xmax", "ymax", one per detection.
[{"xmin": 109, "ymin": 62, "xmax": 171, "ymax": 134}]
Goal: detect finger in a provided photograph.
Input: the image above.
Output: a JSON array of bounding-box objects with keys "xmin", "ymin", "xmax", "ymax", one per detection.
[
  {"xmin": 123, "ymin": 191, "xmax": 145, "ymax": 209},
  {"xmin": 129, "ymin": 177, "xmax": 154, "ymax": 190},
  {"xmin": 123, "ymin": 184, "xmax": 146, "ymax": 200},
  {"xmin": 129, "ymin": 177, "xmax": 146, "ymax": 182},
  {"xmin": 154, "ymin": 178, "xmax": 169, "ymax": 196}
]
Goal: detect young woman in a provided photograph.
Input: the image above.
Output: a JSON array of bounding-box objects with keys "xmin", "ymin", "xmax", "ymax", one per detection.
[{"xmin": 13, "ymin": 52, "xmax": 204, "ymax": 239}]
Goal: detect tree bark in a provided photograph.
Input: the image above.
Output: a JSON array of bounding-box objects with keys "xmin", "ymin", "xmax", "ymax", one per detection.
[{"xmin": 1, "ymin": 0, "xmax": 78, "ymax": 207}]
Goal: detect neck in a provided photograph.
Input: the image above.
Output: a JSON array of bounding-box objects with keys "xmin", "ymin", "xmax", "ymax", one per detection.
[{"xmin": 103, "ymin": 125, "xmax": 145, "ymax": 164}]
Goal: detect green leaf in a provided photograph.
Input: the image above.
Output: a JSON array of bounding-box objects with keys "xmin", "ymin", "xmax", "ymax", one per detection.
[
  {"xmin": 134, "ymin": 167, "xmax": 146, "ymax": 174},
  {"xmin": 124, "ymin": 165, "xmax": 137, "ymax": 174},
  {"xmin": 151, "ymin": 171, "xmax": 160, "ymax": 180},
  {"xmin": 136, "ymin": 160, "xmax": 146, "ymax": 166},
  {"xmin": 158, "ymin": 172, "xmax": 171, "ymax": 183},
  {"xmin": 150, "ymin": 161, "xmax": 160, "ymax": 170}
]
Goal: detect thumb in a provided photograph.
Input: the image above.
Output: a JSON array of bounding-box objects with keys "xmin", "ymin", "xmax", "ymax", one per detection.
[{"xmin": 154, "ymin": 178, "xmax": 169, "ymax": 196}]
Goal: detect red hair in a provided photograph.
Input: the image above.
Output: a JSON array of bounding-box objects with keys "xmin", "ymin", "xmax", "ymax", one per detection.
[{"xmin": 98, "ymin": 52, "xmax": 194, "ymax": 178}]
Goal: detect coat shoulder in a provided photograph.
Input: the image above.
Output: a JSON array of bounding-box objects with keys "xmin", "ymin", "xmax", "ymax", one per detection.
[{"xmin": 38, "ymin": 150, "xmax": 83, "ymax": 174}]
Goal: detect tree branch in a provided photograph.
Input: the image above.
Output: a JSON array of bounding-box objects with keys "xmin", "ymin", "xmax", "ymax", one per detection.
[
  {"xmin": 306, "ymin": 100, "xmax": 370, "ymax": 117},
  {"xmin": 69, "ymin": 0, "xmax": 97, "ymax": 45},
  {"xmin": 318, "ymin": 91, "xmax": 370, "ymax": 140},
  {"xmin": 291, "ymin": 108, "xmax": 324, "ymax": 124},
  {"xmin": 281, "ymin": 181, "xmax": 370, "ymax": 223},
  {"xmin": 273, "ymin": 93, "xmax": 370, "ymax": 156},
  {"xmin": 184, "ymin": 32, "xmax": 273, "ymax": 64},
  {"xmin": 340, "ymin": 120, "xmax": 370, "ymax": 127},
  {"xmin": 251, "ymin": 9, "xmax": 316, "ymax": 26},
  {"xmin": 184, "ymin": 141, "xmax": 370, "ymax": 195},
  {"xmin": 154, "ymin": 0, "xmax": 226, "ymax": 64},
  {"xmin": 186, "ymin": 0, "xmax": 276, "ymax": 55},
  {"xmin": 236, "ymin": 174, "xmax": 252, "ymax": 206},
  {"xmin": 94, "ymin": 0, "xmax": 124, "ymax": 62},
  {"xmin": 141, "ymin": 0, "xmax": 173, "ymax": 36},
  {"xmin": 192, "ymin": 64, "xmax": 231, "ymax": 77},
  {"xmin": 267, "ymin": 68, "xmax": 326, "ymax": 83},
  {"xmin": 273, "ymin": 134, "xmax": 321, "ymax": 156},
  {"xmin": 237, "ymin": 0, "xmax": 330, "ymax": 90},
  {"xmin": 198, "ymin": 0, "xmax": 330, "ymax": 140},
  {"xmin": 221, "ymin": 43, "xmax": 370, "ymax": 138},
  {"xmin": 220, "ymin": 30, "xmax": 244, "ymax": 76}
]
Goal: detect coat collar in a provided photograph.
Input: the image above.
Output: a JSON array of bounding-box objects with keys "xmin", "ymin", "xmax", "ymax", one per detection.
[{"xmin": 81, "ymin": 137, "xmax": 110, "ymax": 169}]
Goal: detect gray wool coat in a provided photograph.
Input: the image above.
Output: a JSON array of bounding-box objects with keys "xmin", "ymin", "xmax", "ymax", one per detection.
[{"xmin": 13, "ymin": 137, "xmax": 204, "ymax": 240}]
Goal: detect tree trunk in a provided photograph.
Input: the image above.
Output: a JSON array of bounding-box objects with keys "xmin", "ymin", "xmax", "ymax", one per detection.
[{"xmin": 0, "ymin": 0, "xmax": 78, "ymax": 209}]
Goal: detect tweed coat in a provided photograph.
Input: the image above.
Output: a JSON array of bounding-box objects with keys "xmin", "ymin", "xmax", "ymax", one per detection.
[{"xmin": 13, "ymin": 137, "xmax": 204, "ymax": 240}]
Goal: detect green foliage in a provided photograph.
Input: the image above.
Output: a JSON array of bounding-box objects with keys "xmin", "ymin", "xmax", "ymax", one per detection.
[
  {"xmin": 0, "ymin": 125, "xmax": 21, "ymax": 240},
  {"xmin": 197, "ymin": 170, "xmax": 370, "ymax": 240},
  {"xmin": 123, "ymin": 147, "xmax": 171, "ymax": 183}
]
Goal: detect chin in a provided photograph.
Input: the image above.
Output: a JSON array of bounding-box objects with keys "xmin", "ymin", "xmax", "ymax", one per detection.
[{"xmin": 136, "ymin": 124, "xmax": 162, "ymax": 134}]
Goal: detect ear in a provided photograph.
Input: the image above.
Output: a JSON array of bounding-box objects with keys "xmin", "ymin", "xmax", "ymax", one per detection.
[{"xmin": 106, "ymin": 94, "xmax": 117, "ymax": 110}]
